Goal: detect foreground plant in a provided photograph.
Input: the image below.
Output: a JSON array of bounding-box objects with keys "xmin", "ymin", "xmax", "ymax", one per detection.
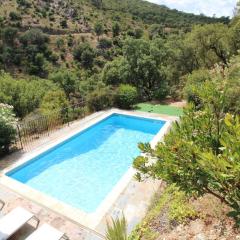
[
  {"xmin": 106, "ymin": 215, "xmax": 127, "ymax": 240},
  {"xmin": 134, "ymin": 107, "xmax": 240, "ymax": 225}
]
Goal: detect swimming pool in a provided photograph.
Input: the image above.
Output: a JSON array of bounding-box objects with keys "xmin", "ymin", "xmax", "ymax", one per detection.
[{"xmin": 7, "ymin": 113, "xmax": 166, "ymax": 213}]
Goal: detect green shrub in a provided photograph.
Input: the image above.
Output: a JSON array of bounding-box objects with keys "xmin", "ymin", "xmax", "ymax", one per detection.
[
  {"xmin": 112, "ymin": 22, "xmax": 121, "ymax": 37},
  {"xmin": 98, "ymin": 38, "xmax": 112, "ymax": 49},
  {"xmin": 115, "ymin": 84, "xmax": 138, "ymax": 109},
  {"xmin": 40, "ymin": 90, "xmax": 70, "ymax": 120},
  {"xmin": 60, "ymin": 19, "xmax": 68, "ymax": 28},
  {"xmin": 94, "ymin": 22, "xmax": 104, "ymax": 39},
  {"xmin": 9, "ymin": 11, "xmax": 22, "ymax": 21},
  {"xmin": 73, "ymin": 43, "xmax": 95, "ymax": 68},
  {"xmin": 134, "ymin": 28, "xmax": 144, "ymax": 39},
  {"xmin": 87, "ymin": 87, "xmax": 114, "ymax": 112},
  {"xmin": 0, "ymin": 104, "xmax": 17, "ymax": 154}
]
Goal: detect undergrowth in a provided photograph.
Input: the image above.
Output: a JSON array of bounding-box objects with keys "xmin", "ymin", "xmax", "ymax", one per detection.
[{"xmin": 129, "ymin": 185, "xmax": 198, "ymax": 240}]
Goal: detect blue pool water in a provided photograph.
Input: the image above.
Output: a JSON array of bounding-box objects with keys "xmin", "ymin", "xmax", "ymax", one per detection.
[{"xmin": 8, "ymin": 114, "xmax": 165, "ymax": 212}]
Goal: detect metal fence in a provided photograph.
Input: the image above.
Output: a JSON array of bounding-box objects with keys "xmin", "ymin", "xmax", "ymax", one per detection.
[{"xmin": 14, "ymin": 102, "xmax": 91, "ymax": 151}]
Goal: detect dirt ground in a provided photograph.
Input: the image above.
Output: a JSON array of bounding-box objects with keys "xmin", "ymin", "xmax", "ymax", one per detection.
[{"xmin": 156, "ymin": 194, "xmax": 240, "ymax": 240}]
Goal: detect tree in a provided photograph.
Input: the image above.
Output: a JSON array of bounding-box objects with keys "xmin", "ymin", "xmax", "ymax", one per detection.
[
  {"xmin": 73, "ymin": 43, "xmax": 95, "ymax": 68},
  {"xmin": 134, "ymin": 28, "xmax": 143, "ymax": 39},
  {"xmin": 60, "ymin": 19, "xmax": 68, "ymax": 29},
  {"xmin": 40, "ymin": 90, "xmax": 70, "ymax": 117},
  {"xmin": 28, "ymin": 53, "xmax": 48, "ymax": 77},
  {"xmin": 20, "ymin": 28, "xmax": 49, "ymax": 47},
  {"xmin": 9, "ymin": 11, "xmax": 22, "ymax": 21},
  {"xmin": 19, "ymin": 29, "xmax": 50, "ymax": 76},
  {"xmin": 94, "ymin": 22, "xmax": 104, "ymax": 40},
  {"xmin": 101, "ymin": 58, "xmax": 125, "ymax": 85},
  {"xmin": 91, "ymin": 0, "xmax": 102, "ymax": 9},
  {"xmin": 184, "ymin": 24, "xmax": 232, "ymax": 68},
  {"xmin": 49, "ymin": 70, "xmax": 78, "ymax": 99},
  {"xmin": 0, "ymin": 103, "xmax": 17, "ymax": 154},
  {"xmin": 101, "ymin": 38, "xmax": 168, "ymax": 100},
  {"xmin": 1, "ymin": 27, "xmax": 18, "ymax": 46},
  {"xmin": 121, "ymin": 38, "xmax": 166, "ymax": 100},
  {"xmin": 148, "ymin": 24, "xmax": 164, "ymax": 39},
  {"xmin": 0, "ymin": 71, "xmax": 59, "ymax": 117},
  {"xmin": 112, "ymin": 22, "xmax": 120, "ymax": 37},
  {"xmin": 97, "ymin": 38, "xmax": 112, "ymax": 49}
]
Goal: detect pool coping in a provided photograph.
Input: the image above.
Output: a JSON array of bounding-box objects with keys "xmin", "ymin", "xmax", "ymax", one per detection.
[{"xmin": 0, "ymin": 109, "xmax": 175, "ymax": 231}]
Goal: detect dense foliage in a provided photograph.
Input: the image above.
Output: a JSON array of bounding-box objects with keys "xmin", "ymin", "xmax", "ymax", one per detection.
[
  {"xmin": 133, "ymin": 57, "xmax": 240, "ymax": 225},
  {"xmin": 115, "ymin": 84, "xmax": 138, "ymax": 109},
  {"xmin": 0, "ymin": 104, "xmax": 17, "ymax": 154},
  {"xmin": 103, "ymin": 0, "xmax": 229, "ymax": 28},
  {"xmin": 0, "ymin": 1, "xmax": 238, "ymax": 120}
]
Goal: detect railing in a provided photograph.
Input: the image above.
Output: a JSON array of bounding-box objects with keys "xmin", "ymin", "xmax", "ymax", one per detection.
[
  {"xmin": 1, "ymin": 101, "xmax": 114, "ymax": 238},
  {"xmin": 11, "ymin": 102, "xmax": 109, "ymax": 239},
  {"xmin": 14, "ymin": 102, "xmax": 92, "ymax": 151}
]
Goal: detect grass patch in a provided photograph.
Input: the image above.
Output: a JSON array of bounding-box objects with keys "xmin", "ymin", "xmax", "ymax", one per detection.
[{"xmin": 134, "ymin": 103, "xmax": 183, "ymax": 117}]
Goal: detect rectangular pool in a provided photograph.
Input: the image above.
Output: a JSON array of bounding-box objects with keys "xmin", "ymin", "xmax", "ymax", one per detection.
[{"xmin": 7, "ymin": 113, "xmax": 166, "ymax": 213}]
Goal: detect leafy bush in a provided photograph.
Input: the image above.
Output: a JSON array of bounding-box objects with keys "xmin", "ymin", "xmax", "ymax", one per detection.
[
  {"xmin": 40, "ymin": 90, "xmax": 70, "ymax": 118},
  {"xmin": 17, "ymin": 0, "xmax": 31, "ymax": 8},
  {"xmin": 56, "ymin": 38, "xmax": 65, "ymax": 49},
  {"xmin": 133, "ymin": 57, "xmax": 240, "ymax": 226},
  {"xmin": 87, "ymin": 87, "xmax": 114, "ymax": 112},
  {"xmin": 9, "ymin": 11, "xmax": 22, "ymax": 21},
  {"xmin": 73, "ymin": 43, "xmax": 95, "ymax": 68},
  {"xmin": 184, "ymin": 69, "xmax": 211, "ymax": 107},
  {"xmin": 134, "ymin": 28, "xmax": 144, "ymax": 39},
  {"xmin": 98, "ymin": 38, "xmax": 112, "ymax": 49},
  {"xmin": 0, "ymin": 71, "xmax": 59, "ymax": 117},
  {"xmin": 134, "ymin": 77, "xmax": 240, "ymax": 225},
  {"xmin": 115, "ymin": 84, "xmax": 138, "ymax": 109},
  {"xmin": 60, "ymin": 19, "xmax": 68, "ymax": 28},
  {"xmin": 19, "ymin": 29, "xmax": 50, "ymax": 77},
  {"xmin": 94, "ymin": 22, "xmax": 104, "ymax": 39},
  {"xmin": 112, "ymin": 22, "xmax": 121, "ymax": 37},
  {"xmin": 49, "ymin": 69, "xmax": 78, "ymax": 99},
  {"xmin": 0, "ymin": 104, "xmax": 17, "ymax": 154}
]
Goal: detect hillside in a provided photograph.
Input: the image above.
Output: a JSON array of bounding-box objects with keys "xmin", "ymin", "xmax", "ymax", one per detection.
[
  {"xmin": 0, "ymin": 0, "xmax": 229, "ymax": 34},
  {"xmin": 0, "ymin": 0, "xmax": 230, "ymax": 77},
  {"xmin": 0, "ymin": 0, "xmax": 237, "ymax": 121}
]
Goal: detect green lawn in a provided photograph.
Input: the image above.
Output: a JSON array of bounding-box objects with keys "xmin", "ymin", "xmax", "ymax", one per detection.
[{"xmin": 135, "ymin": 103, "xmax": 183, "ymax": 116}]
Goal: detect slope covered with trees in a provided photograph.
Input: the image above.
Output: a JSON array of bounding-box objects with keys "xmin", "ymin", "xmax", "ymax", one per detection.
[{"xmin": 0, "ymin": 0, "xmax": 239, "ymax": 154}]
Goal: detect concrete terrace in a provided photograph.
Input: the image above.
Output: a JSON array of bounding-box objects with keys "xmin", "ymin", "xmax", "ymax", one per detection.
[{"xmin": 0, "ymin": 109, "xmax": 176, "ymax": 239}]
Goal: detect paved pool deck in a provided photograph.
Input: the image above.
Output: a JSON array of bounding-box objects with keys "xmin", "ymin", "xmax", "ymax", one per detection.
[{"xmin": 0, "ymin": 109, "xmax": 177, "ymax": 239}]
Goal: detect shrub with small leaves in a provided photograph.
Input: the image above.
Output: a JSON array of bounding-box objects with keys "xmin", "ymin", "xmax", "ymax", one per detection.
[
  {"xmin": 115, "ymin": 84, "xmax": 138, "ymax": 109},
  {"xmin": 0, "ymin": 104, "xmax": 17, "ymax": 154}
]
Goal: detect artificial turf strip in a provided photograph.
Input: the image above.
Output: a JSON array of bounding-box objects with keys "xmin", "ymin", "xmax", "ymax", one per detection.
[{"xmin": 135, "ymin": 103, "xmax": 183, "ymax": 117}]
